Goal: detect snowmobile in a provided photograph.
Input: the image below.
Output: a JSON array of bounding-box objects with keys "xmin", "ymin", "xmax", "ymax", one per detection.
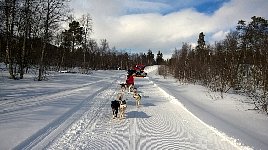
[{"xmin": 133, "ymin": 64, "xmax": 147, "ymax": 77}]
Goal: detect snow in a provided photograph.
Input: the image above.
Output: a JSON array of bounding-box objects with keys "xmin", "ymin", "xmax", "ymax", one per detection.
[{"xmin": 0, "ymin": 66, "xmax": 267, "ymax": 150}]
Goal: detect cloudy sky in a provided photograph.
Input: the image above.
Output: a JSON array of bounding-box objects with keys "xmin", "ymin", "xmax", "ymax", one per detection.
[{"xmin": 69, "ymin": 0, "xmax": 268, "ymax": 58}]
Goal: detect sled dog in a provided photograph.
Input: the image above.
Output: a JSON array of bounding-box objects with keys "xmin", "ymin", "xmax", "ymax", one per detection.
[
  {"xmin": 111, "ymin": 100, "xmax": 120, "ymax": 119},
  {"xmin": 119, "ymin": 99, "xmax": 127, "ymax": 119},
  {"xmin": 120, "ymin": 83, "xmax": 127, "ymax": 92},
  {"xmin": 128, "ymin": 84, "xmax": 134, "ymax": 93},
  {"xmin": 133, "ymin": 92, "xmax": 141, "ymax": 107},
  {"xmin": 117, "ymin": 92, "xmax": 127, "ymax": 119}
]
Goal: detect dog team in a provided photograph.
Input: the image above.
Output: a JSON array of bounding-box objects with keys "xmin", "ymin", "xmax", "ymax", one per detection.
[{"xmin": 111, "ymin": 73, "xmax": 142, "ymax": 119}]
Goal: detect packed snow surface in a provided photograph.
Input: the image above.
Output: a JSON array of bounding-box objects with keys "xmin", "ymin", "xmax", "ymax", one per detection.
[{"xmin": 0, "ymin": 66, "xmax": 267, "ymax": 150}]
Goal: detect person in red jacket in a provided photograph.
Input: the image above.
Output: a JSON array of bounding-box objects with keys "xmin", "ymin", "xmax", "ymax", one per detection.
[
  {"xmin": 126, "ymin": 74, "xmax": 134, "ymax": 92},
  {"xmin": 126, "ymin": 74, "xmax": 134, "ymax": 85}
]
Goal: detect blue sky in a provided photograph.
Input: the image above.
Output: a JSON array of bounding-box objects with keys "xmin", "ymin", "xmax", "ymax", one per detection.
[
  {"xmin": 124, "ymin": 0, "xmax": 230, "ymax": 15},
  {"xmin": 195, "ymin": 0, "xmax": 230, "ymax": 14},
  {"xmin": 70, "ymin": 0, "xmax": 268, "ymax": 59}
]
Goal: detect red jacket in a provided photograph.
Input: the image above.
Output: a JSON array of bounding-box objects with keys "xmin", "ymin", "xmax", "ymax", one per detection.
[{"xmin": 126, "ymin": 75, "xmax": 134, "ymax": 85}]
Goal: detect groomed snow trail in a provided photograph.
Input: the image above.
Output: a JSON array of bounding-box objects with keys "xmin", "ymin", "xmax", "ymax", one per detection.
[
  {"xmin": 46, "ymin": 76, "xmax": 246, "ymax": 150},
  {"xmin": 0, "ymin": 71, "xmax": 124, "ymax": 150},
  {"xmin": 12, "ymin": 79, "xmax": 120, "ymax": 150}
]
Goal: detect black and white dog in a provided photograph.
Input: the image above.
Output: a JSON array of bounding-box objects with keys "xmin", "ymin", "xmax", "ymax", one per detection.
[
  {"xmin": 111, "ymin": 92, "xmax": 127, "ymax": 119},
  {"xmin": 111, "ymin": 100, "xmax": 120, "ymax": 119}
]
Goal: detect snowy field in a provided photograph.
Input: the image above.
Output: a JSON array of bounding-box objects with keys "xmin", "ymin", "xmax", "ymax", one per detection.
[{"xmin": 0, "ymin": 66, "xmax": 267, "ymax": 150}]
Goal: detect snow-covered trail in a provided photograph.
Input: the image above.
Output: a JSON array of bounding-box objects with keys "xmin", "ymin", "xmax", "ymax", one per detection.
[
  {"xmin": 46, "ymin": 77, "xmax": 246, "ymax": 150},
  {"xmin": 0, "ymin": 71, "xmax": 125, "ymax": 150},
  {"xmin": 0, "ymin": 69, "xmax": 255, "ymax": 149},
  {"xmin": 146, "ymin": 67, "xmax": 268, "ymax": 150}
]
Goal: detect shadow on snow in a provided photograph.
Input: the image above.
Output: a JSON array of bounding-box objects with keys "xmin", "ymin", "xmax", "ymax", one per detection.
[{"xmin": 126, "ymin": 111, "xmax": 151, "ymax": 118}]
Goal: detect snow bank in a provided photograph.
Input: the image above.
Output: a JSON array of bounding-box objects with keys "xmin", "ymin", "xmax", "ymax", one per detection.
[{"xmin": 144, "ymin": 65, "xmax": 158, "ymax": 74}]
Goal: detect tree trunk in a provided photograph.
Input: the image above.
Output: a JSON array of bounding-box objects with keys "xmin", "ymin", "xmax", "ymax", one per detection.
[
  {"xmin": 20, "ymin": 0, "xmax": 30, "ymax": 79},
  {"xmin": 38, "ymin": 0, "xmax": 50, "ymax": 81},
  {"xmin": 4, "ymin": 0, "xmax": 15, "ymax": 79},
  {"xmin": 6, "ymin": 44, "xmax": 15, "ymax": 79},
  {"xmin": 38, "ymin": 42, "xmax": 46, "ymax": 81},
  {"xmin": 60, "ymin": 48, "xmax": 66, "ymax": 70}
]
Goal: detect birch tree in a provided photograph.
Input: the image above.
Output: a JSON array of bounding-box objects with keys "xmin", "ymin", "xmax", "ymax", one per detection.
[
  {"xmin": 2, "ymin": 0, "xmax": 18, "ymax": 79},
  {"xmin": 37, "ymin": 0, "xmax": 69, "ymax": 81},
  {"xmin": 80, "ymin": 13, "xmax": 92, "ymax": 69}
]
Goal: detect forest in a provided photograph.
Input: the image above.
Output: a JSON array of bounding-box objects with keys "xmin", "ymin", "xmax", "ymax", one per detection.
[
  {"xmin": 160, "ymin": 16, "xmax": 268, "ymax": 112},
  {"xmin": 0, "ymin": 0, "xmax": 161, "ymax": 81}
]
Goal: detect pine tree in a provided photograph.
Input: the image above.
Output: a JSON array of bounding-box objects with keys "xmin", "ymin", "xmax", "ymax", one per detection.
[{"xmin": 156, "ymin": 51, "xmax": 163, "ymax": 65}]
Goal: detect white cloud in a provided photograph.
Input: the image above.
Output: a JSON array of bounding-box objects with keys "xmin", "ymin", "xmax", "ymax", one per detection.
[
  {"xmin": 211, "ymin": 30, "xmax": 230, "ymax": 42},
  {"xmin": 70, "ymin": 0, "xmax": 268, "ymax": 58}
]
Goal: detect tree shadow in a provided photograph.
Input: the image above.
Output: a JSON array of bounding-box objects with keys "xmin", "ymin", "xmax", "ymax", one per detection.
[{"xmin": 126, "ymin": 111, "xmax": 151, "ymax": 118}]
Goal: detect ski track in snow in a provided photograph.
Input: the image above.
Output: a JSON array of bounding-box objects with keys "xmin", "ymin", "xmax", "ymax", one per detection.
[
  {"xmin": 11, "ymin": 74, "xmax": 125, "ymax": 150},
  {"xmin": 44, "ymin": 75, "xmax": 249, "ymax": 150},
  {"xmin": 46, "ymin": 76, "xmax": 126, "ymax": 150},
  {"xmin": 0, "ymin": 79, "xmax": 109, "ymax": 114}
]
